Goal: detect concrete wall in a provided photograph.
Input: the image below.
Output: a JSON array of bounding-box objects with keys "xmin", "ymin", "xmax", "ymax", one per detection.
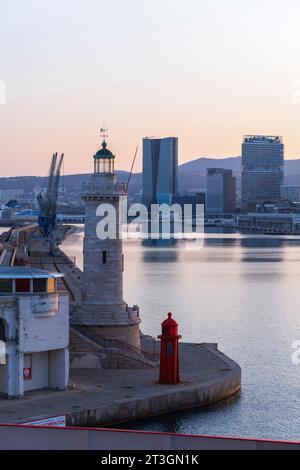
[
  {"xmin": 24, "ymin": 352, "xmax": 48, "ymax": 392},
  {"xmin": 68, "ymin": 373, "xmax": 241, "ymax": 428},
  {"xmin": 0, "ymin": 425, "xmax": 299, "ymax": 450},
  {"xmin": 49, "ymin": 349, "xmax": 69, "ymax": 390},
  {"xmin": 0, "ymin": 365, "xmax": 4, "ymax": 393},
  {"xmin": 19, "ymin": 293, "xmax": 69, "ymax": 354},
  {"xmin": 78, "ymin": 324, "xmax": 141, "ymax": 349},
  {"xmin": 69, "ymin": 329, "xmax": 151, "ymax": 369}
]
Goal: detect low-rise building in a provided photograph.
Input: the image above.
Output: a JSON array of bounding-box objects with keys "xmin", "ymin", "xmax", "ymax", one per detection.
[
  {"xmin": 0, "ymin": 267, "xmax": 69, "ymax": 398},
  {"xmin": 238, "ymin": 212, "xmax": 300, "ymax": 234},
  {"xmin": 281, "ymin": 185, "xmax": 300, "ymax": 203}
]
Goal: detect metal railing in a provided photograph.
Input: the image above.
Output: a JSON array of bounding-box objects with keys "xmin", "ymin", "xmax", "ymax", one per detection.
[
  {"xmin": 28, "ymin": 256, "xmax": 76, "ymax": 265},
  {"xmin": 70, "ymin": 316, "xmax": 159, "ymax": 362}
]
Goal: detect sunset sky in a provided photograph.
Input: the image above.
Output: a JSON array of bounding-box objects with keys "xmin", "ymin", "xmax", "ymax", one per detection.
[{"xmin": 1, "ymin": 0, "xmax": 300, "ymax": 176}]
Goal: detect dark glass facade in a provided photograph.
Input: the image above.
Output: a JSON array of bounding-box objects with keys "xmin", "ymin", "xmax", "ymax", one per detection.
[
  {"xmin": 206, "ymin": 168, "xmax": 236, "ymax": 214},
  {"xmin": 142, "ymin": 137, "xmax": 178, "ymax": 207}
]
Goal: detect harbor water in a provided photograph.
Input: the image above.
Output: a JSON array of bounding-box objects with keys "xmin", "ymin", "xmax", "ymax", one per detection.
[{"xmin": 62, "ymin": 226, "xmax": 300, "ymax": 441}]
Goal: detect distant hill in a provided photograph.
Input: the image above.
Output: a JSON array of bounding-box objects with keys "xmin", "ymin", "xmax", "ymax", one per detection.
[
  {"xmin": 178, "ymin": 156, "xmax": 241, "ymax": 191},
  {"xmin": 178, "ymin": 156, "xmax": 300, "ymax": 191},
  {"xmin": 180, "ymin": 156, "xmax": 242, "ymax": 173},
  {"xmin": 1, "ymin": 156, "xmax": 300, "ymax": 196}
]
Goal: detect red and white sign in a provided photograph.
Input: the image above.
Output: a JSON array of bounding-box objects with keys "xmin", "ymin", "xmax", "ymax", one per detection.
[{"xmin": 23, "ymin": 367, "xmax": 32, "ymax": 381}]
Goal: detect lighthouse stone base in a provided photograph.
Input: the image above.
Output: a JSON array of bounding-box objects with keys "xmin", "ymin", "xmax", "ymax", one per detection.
[{"xmin": 77, "ymin": 305, "xmax": 141, "ymax": 348}]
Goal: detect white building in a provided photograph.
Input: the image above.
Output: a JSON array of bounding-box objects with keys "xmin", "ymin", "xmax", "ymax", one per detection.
[
  {"xmin": 0, "ymin": 267, "xmax": 69, "ymax": 398},
  {"xmin": 0, "ymin": 189, "xmax": 24, "ymax": 203}
]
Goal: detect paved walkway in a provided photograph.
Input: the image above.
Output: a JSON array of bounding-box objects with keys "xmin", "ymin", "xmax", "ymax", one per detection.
[{"xmin": 0, "ymin": 343, "xmax": 241, "ymax": 426}]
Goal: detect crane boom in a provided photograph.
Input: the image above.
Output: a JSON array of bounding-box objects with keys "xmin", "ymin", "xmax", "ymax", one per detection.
[
  {"xmin": 37, "ymin": 152, "xmax": 64, "ymax": 254},
  {"xmin": 126, "ymin": 146, "xmax": 139, "ymax": 193}
]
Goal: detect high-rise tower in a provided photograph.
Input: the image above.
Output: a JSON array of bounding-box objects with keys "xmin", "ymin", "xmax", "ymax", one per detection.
[
  {"xmin": 241, "ymin": 135, "xmax": 284, "ymax": 212},
  {"xmin": 80, "ymin": 134, "xmax": 141, "ymax": 348},
  {"xmin": 142, "ymin": 137, "xmax": 178, "ymax": 207}
]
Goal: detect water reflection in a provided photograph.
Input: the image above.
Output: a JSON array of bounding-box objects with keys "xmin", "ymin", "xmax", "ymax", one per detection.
[
  {"xmin": 62, "ymin": 226, "xmax": 300, "ymax": 441},
  {"xmin": 117, "ymin": 392, "xmax": 242, "ymax": 435}
]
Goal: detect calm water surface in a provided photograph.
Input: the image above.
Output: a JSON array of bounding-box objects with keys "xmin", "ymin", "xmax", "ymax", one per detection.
[{"xmin": 62, "ymin": 226, "xmax": 300, "ymax": 441}]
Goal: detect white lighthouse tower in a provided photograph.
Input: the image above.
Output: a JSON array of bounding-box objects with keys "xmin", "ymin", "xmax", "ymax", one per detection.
[{"xmin": 80, "ymin": 132, "xmax": 141, "ymax": 348}]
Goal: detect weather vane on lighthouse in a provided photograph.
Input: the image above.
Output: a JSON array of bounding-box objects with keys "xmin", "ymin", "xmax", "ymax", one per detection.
[{"xmin": 100, "ymin": 125, "xmax": 108, "ymax": 142}]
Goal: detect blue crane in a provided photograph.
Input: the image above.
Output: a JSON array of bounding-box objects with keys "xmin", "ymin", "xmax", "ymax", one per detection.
[{"xmin": 37, "ymin": 153, "xmax": 64, "ymax": 255}]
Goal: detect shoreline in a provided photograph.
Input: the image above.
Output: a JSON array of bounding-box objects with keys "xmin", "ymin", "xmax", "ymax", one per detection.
[{"xmin": 0, "ymin": 343, "xmax": 241, "ymax": 428}]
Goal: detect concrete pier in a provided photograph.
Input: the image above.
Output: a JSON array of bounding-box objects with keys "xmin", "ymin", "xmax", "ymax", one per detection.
[
  {"xmin": 0, "ymin": 223, "xmax": 242, "ymax": 427},
  {"xmin": 0, "ymin": 342, "xmax": 241, "ymax": 427}
]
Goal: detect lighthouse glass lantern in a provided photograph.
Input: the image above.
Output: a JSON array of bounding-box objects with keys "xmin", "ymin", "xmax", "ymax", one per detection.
[{"xmin": 93, "ymin": 140, "xmax": 115, "ymax": 175}]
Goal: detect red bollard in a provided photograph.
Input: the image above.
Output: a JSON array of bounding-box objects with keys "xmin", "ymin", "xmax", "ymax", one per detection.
[{"xmin": 158, "ymin": 312, "xmax": 181, "ymax": 384}]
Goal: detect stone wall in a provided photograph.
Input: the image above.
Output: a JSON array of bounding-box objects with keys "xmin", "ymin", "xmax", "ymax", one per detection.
[
  {"xmin": 77, "ymin": 324, "xmax": 141, "ymax": 349},
  {"xmin": 69, "ymin": 328, "xmax": 153, "ymax": 370}
]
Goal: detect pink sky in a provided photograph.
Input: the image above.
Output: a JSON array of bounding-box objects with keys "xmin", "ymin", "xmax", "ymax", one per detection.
[{"xmin": 1, "ymin": 0, "xmax": 300, "ymax": 176}]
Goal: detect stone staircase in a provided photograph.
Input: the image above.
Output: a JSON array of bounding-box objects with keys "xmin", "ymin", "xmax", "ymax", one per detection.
[{"xmin": 70, "ymin": 319, "xmax": 159, "ymax": 369}]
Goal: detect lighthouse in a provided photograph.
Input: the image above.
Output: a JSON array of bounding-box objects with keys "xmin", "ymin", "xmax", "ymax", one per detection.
[{"xmin": 80, "ymin": 131, "xmax": 141, "ymax": 348}]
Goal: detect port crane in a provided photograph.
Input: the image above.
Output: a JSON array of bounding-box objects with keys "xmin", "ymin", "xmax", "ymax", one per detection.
[
  {"xmin": 35, "ymin": 153, "xmax": 64, "ymax": 255},
  {"xmin": 126, "ymin": 146, "xmax": 139, "ymax": 193}
]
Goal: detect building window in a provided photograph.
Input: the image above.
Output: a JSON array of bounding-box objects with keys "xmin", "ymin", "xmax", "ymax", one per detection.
[
  {"xmin": 47, "ymin": 278, "xmax": 56, "ymax": 293},
  {"xmin": 15, "ymin": 278, "xmax": 31, "ymax": 293},
  {"xmin": 23, "ymin": 354, "xmax": 32, "ymax": 381},
  {"xmin": 0, "ymin": 279, "xmax": 13, "ymax": 293},
  {"xmin": 33, "ymin": 278, "xmax": 47, "ymax": 293},
  {"xmin": 102, "ymin": 251, "xmax": 107, "ymax": 264},
  {"xmin": 0, "ymin": 320, "xmax": 5, "ymax": 341},
  {"xmin": 167, "ymin": 343, "xmax": 174, "ymax": 356}
]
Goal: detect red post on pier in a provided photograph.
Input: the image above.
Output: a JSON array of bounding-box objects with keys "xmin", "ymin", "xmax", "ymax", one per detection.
[{"xmin": 158, "ymin": 312, "xmax": 181, "ymax": 384}]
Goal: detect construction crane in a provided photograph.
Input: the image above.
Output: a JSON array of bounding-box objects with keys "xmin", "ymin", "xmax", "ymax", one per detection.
[
  {"xmin": 126, "ymin": 146, "xmax": 139, "ymax": 193},
  {"xmin": 36, "ymin": 153, "xmax": 64, "ymax": 255}
]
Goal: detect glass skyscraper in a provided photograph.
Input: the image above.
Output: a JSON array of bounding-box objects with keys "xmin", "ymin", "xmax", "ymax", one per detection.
[
  {"xmin": 241, "ymin": 135, "xmax": 284, "ymax": 212},
  {"xmin": 142, "ymin": 137, "xmax": 178, "ymax": 207},
  {"xmin": 206, "ymin": 168, "xmax": 236, "ymax": 214}
]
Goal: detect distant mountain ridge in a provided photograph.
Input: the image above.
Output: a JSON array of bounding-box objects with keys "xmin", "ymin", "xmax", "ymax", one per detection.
[
  {"xmin": 180, "ymin": 156, "xmax": 242, "ymax": 173},
  {"xmin": 1, "ymin": 156, "xmax": 300, "ymax": 196},
  {"xmin": 180, "ymin": 156, "xmax": 300, "ymax": 175}
]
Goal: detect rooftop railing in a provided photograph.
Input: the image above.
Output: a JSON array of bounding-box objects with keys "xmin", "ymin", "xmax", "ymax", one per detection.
[{"xmin": 243, "ymin": 135, "xmax": 283, "ymax": 144}]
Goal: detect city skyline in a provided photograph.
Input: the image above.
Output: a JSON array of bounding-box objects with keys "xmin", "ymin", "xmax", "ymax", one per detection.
[{"xmin": 2, "ymin": 0, "xmax": 300, "ymax": 177}]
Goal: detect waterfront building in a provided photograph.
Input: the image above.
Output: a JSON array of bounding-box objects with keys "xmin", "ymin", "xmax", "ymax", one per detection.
[
  {"xmin": 281, "ymin": 185, "xmax": 300, "ymax": 203},
  {"xmin": 241, "ymin": 135, "xmax": 284, "ymax": 212},
  {"xmin": 142, "ymin": 137, "xmax": 178, "ymax": 207},
  {"xmin": 0, "ymin": 267, "xmax": 69, "ymax": 398},
  {"xmin": 238, "ymin": 212, "xmax": 300, "ymax": 234},
  {"xmin": 205, "ymin": 168, "xmax": 236, "ymax": 214},
  {"xmin": 81, "ymin": 136, "xmax": 141, "ymax": 348},
  {"xmin": 173, "ymin": 192, "xmax": 205, "ymax": 218}
]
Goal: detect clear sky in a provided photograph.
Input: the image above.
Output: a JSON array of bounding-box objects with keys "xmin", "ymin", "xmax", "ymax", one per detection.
[{"xmin": 1, "ymin": 0, "xmax": 300, "ymax": 176}]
